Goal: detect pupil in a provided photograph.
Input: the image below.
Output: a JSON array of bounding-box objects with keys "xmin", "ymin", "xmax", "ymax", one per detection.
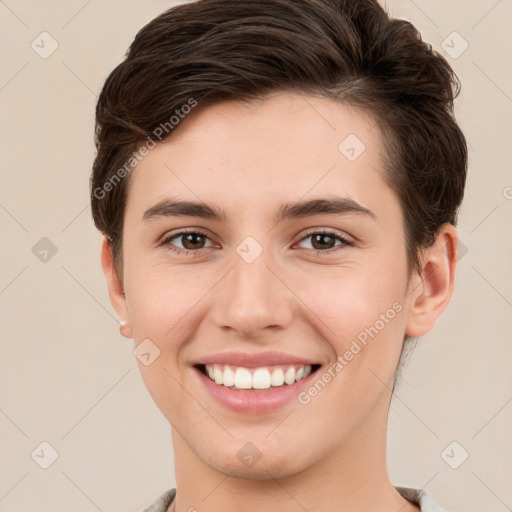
[
  {"xmin": 313, "ymin": 234, "xmax": 334, "ymax": 250},
  {"xmin": 184, "ymin": 233, "xmax": 204, "ymax": 249}
]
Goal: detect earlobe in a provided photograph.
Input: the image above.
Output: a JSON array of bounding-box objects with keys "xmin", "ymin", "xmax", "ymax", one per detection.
[
  {"xmin": 101, "ymin": 237, "xmax": 131, "ymax": 336},
  {"xmin": 119, "ymin": 320, "xmax": 133, "ymax": 339},
  {"xmin": 405, "ymin": 223, "xmax": 458, "ymax": 338}
]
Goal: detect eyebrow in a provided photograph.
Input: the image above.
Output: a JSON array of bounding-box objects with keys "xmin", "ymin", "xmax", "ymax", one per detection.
[{"xmin": 143, "ymin": 196, "xmax": 377, "ymax": 224}]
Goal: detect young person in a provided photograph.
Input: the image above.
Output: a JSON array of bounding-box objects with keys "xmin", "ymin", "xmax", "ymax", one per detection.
[{"xmin": 90, "ymin": 1, "xmax": 467, "ymax": 510}]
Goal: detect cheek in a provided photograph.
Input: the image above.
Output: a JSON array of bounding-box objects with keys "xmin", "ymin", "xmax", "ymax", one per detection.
[
  {"xmin": 125, "ymin": 261, "xmax": 198, "ymax": 334},
  {"xmin": 124, "ymin": 267, "xmax": 197, "ymax": 417},
  {"xmin": 300, "ymin": 263, "xmax": 406, "ymax": 336},
  {"xmin": 298, "ymin": 258, "xmax": 408, "ymax": 386}
]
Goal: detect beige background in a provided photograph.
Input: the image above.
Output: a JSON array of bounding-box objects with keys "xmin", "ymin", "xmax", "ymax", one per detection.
[{"xmin": 1, "ymin": 0, "xmax": 511, "ymax": 511}]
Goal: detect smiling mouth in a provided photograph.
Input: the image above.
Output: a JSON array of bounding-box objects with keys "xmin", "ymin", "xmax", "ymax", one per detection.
[{"xmin": 196, "ymin": 363, "xmax": 322, "ymax": 391}]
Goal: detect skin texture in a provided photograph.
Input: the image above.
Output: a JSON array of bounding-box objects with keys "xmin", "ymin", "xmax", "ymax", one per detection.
[{"xmin": 101, "ymin": 91, "xmax": 458, "ymax": 512}]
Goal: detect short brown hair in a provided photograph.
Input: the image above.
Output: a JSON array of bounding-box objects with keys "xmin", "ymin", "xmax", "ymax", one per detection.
[{"xmin": 90, "ymin": 0, "xmax": 467, "ymax": 279}]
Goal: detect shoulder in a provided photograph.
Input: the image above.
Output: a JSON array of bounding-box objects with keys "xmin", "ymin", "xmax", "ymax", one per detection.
[
  {"xmin": 143, "ymin": 486, "xmax": 448, "ymax": 512},
  {"xmin": 141, "ymin": 488, "xmax": 176, "ymax": 512},
  {"xmin": 395, "ymin": 486, "xmax": 449, "ymax": 512}
]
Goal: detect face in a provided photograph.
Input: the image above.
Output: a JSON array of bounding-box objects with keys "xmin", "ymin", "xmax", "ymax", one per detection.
[{"xmin": 104, "ymin": 91, "xmax": 454, "ymax": 479}]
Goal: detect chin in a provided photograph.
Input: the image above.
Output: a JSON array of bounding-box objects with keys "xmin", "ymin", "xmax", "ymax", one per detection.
[{"xmin": 201, "ymin": 444, "xmax": 309, "ymax": 481}]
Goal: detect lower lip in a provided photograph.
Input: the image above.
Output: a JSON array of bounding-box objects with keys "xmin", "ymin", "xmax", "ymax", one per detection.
[{"xmin": 194, "ymin": 366, "xmax": 319, "ymax": 414}]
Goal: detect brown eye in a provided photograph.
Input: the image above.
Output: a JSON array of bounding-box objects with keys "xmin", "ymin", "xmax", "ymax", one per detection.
[
  {"xmin": 310, "ymin": 233, "xmax": 337, "ymax": 250},
  {"xmin": 161, "ymin": 230, "xmax": 213, "ymax": 255},
  {"xmin": 181, "ymin": 232, "xmax": 207, "ymax": 250},
  {"xmin": 297, "ymin": 230, "xmax": 354, "ymax": 253}
]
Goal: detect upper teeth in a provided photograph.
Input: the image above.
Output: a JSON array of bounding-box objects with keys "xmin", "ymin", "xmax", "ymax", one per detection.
[{"xmin": 205, "ymin": 364, "xmax": 312, "ymax": 390}]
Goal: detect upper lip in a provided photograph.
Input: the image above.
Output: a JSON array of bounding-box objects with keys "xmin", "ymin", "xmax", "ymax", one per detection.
[{"xmin": 192, "ymin": 351, "xmax": 320, "ymax": 368}]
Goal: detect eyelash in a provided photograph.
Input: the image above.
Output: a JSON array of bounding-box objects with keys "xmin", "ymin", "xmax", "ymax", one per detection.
[{"xmin": 159, "ymin": 228, "xmax": 354, "ymax": 256}]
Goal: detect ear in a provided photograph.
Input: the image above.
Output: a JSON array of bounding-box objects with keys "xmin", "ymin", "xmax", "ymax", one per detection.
[
  {"xmin": 101, "ymin": 236, "xmax": 132, "ymax": 338},
  {"xmin": 405, "ymin": 223, "xmax": 459, "ymax": 338}
]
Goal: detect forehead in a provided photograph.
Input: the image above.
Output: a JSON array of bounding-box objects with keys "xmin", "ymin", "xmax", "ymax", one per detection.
[{"xmin": 126, "ymin": 91, "xmax": 395, "ymax": 221}]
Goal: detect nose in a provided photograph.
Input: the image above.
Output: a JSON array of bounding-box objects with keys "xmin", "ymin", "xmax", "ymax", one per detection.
[{"xmin": 212, "ymin": 247, "xmax": 295, "ymax": 339}]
